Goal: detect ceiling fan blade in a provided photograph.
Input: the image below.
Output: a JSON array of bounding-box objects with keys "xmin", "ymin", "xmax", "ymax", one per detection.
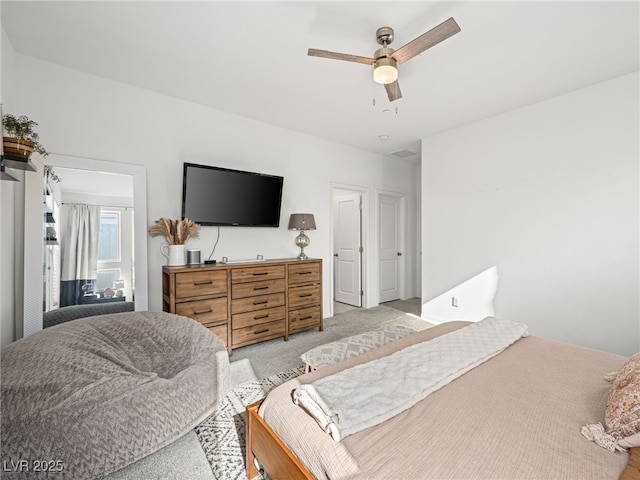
[
  {"xmin": 308, "ymin": 48, "xmax": 374, "ymax": 65},
  {"xmin": 385, "ymin": 81, "xmax": 402, "ymax": 102},
  {"xmin": 392, "ymin": 17, "xmax": 460, "ymax": 65}
]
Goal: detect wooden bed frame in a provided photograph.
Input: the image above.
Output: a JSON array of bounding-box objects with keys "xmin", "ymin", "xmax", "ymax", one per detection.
[
  {"xmin": 622, "ymin": 448, "xmax": 640, "ymax": 480},
  {"xmin": 246, "ymin": 401, "xmax": 314, "ymax": 480}
]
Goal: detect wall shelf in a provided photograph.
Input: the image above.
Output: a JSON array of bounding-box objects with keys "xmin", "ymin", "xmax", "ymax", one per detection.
[
  {"xmin": 2, "ymin": 153, "xmax": 37, "ymax": 172},
  {"xmin": 1, "ymin": 162, "xmax": 19, "ymax": 181}
]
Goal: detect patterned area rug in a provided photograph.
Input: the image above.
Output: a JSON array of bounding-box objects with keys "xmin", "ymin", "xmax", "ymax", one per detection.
[{"xmin": 195, "ymin": 366, "xmax": 305, "ymax": 480}]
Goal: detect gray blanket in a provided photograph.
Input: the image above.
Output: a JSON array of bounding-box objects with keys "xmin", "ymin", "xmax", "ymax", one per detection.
[{"xmin": 1, "ymin": 311, "xmax": 230, "ymax": 479}]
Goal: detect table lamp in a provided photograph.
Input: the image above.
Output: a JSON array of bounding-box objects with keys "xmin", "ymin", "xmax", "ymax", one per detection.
[{"xmin": 288, "ymin": 213, "xmax": 316, "ymax": 260}]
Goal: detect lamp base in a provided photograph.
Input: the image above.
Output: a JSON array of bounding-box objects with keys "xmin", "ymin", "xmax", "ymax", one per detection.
[{"xmin": 294, "ymin": 231, "xmax": 310, "ymax": 260}]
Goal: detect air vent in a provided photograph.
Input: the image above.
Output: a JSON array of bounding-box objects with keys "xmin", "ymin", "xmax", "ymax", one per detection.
[{"xmin": 391, "ymin": 149, "xmax": 417, "ymax": 158}]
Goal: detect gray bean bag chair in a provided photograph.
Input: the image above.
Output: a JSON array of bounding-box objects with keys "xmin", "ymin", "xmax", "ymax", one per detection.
[
  {"xmin": 1, "ymin": 311, "xmax": 230, "ymax": 479},
  {"xmin": 42, "ymin": 302, "xmax": 135, "ymax": 328}
]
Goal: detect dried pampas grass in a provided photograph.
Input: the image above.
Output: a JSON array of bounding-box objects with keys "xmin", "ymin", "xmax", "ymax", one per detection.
[{"xmin": 149, "ymin": 217, "xmax": 200, "ymax": 245}]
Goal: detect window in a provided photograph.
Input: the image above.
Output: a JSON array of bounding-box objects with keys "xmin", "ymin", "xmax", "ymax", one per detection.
[
  {"xmin": 98, "ymin": 211, "xmax": 121, "ymax": 262},
  {"xmin": 97, "ymin": 210, "xmax": 122, "ymax": 291},
  {"xmin": 96, "ymin": 269, "xmax": 121, "ymax": 291},
  {"xmin": 94, "ymin": 207, "xmax": 132, "ymax": 300}
]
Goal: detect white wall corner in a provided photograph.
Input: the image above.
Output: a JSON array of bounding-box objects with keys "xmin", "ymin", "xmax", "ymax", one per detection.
[{"xmin": 421, "ymin": 266, "xmax": 499, "ymax": 324}]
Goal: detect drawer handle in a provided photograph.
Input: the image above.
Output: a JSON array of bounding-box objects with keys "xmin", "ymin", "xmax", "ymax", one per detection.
[
  {"xmin": 254, "ymin": 314, "xmax": 269, "ymax": 320},
  {"xmin": 297, "ymin": 271, "xmax": 313, "ymax": 275},
  {"xmin": 253, "ymin": 300, "xmax": 269, "ymax": 305},
  {"xmin": 299, "ymin": 294, "xmax": 313, "ymax": 298},
  {"xmin": 253, "ymin": 272, "xmax": 269, "ymax": 276},
  {"xmin": 194, "ymin": 281, "xmax": 213, "ymax": 286},
  {"xmin": 253, "ymin": 286, "xmax": 269, "ymax": 291},
  {"xmin": 254, "ymin": 329, "xmax": 269, "ymax": 335},
  {"xmin": 193, "ymin": 309, "xmax": 213, "ymax": 315},
  {"xmin": 300, "ymin": 316, "xmax": 313, "ymax": 321}
]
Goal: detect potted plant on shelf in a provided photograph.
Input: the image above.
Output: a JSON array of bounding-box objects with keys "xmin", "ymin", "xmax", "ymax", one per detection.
[
  {"xmin": 2, "ymin": 113, "xmax": 49, "ymax": 158},
  {"xmin": 149, "ymin": 217, "xmax": 200, "ymax": 266}
]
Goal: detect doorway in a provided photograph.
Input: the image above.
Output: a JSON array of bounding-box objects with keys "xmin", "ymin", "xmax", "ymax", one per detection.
[
  {"xmin": 378, "ymin": 192, "xmax": 406, "ymax": 303},
  {"xmin": 331, "ymin": 185, "xmax": 367, "ymax": 314}
]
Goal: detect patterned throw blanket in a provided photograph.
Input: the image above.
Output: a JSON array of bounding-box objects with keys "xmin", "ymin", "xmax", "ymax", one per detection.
[{"xmin": 293, "ymin": 316, "xmax": 529, "ymax": 441}]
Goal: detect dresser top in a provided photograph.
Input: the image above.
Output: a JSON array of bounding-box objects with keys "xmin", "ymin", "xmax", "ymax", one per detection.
[{"xmin": 162, "ymin": 257, "xmax": 321, "ymax": 273}]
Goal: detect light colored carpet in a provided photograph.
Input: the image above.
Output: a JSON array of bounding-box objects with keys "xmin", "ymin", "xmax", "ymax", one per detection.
[
  {"xmin": 230, "ymin": 304, "xmax": 429, "ymax": 379},
  {"xmin": 228, "ymin": 358, "xmax": 258, "ymax": 386}
]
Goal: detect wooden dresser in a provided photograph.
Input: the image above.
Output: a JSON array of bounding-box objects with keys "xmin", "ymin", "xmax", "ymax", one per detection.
[{"xmin": 162, "ymin": 258, "xmax": 322, "ymax": 354}]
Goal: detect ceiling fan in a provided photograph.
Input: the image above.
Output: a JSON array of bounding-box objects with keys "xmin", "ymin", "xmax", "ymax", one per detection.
[{"xmin": 308, "ymin": 17, "xmax": 461, "ymax": 102}]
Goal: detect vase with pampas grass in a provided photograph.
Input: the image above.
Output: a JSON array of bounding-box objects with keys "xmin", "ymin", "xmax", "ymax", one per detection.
[{"xmin": 149, "ymin": 217, "xmax": 200, "ymax": 266}]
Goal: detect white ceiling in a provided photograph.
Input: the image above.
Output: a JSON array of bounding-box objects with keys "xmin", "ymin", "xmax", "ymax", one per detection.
[
  {"xmin": 55, "ymin": 167, "xmax": 133, "ymax": 199},
  {"xmin": 2, "ymin": 1, "xmax": 639, "ymax": 161}
]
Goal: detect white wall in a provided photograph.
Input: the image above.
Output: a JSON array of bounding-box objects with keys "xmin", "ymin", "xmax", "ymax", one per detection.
[
  {"xmin": 1, "ymin": 26, "xmax": 20, "ymax": 347},
  {"xmin": 1, "ymin": 48, "xmax": 419, "ymax": 343},
  {"xmin": 422, "ymin": 72, "xmax": 639, "ymax": 356},
  {"xmin": 422, "ymin": 266, "xmax": 498, "ymax": 324}
]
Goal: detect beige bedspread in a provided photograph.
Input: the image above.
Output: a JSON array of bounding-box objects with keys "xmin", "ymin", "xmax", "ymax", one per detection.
[{"xmin": 260, "ymin": 320, "xmax": 629, "ymax": 480}]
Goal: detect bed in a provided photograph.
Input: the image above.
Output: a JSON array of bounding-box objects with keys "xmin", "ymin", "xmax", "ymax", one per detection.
[{"xmin": 247, "ymin": 320, "xmax": 631, "ymax": 480}]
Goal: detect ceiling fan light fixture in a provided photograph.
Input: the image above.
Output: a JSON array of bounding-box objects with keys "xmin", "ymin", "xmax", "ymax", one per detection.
[
  {"xmin": 308, "ymin": 17, "xmax": 460, "ymax": 101},
  {"xmin": 373, "ymin": 57, "xmax": 398, "ymax": 84}
]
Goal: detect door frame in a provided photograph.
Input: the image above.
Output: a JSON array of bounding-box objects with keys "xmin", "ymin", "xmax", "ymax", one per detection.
[
  {"xmin": 330, "ymin": 182, "xmax": 369, "ymax": 316},
  {"xmin": 333, "ymin": 192, "xmax": 363, "ymax": 307},
  {"xmin": 376, "ymin": 189, "xmax": 407, "ymax": 303}
]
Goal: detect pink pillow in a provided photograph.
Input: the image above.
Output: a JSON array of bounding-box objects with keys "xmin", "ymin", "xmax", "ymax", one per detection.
[{"xmin": 606, "ymin": 352, "xmax": 640, "ymax": 446}]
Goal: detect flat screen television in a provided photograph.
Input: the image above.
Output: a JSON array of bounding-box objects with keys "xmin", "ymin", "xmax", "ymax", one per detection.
[{"xmin": 181, "ymin": 163, "xmax": 284, "ymax": 227}]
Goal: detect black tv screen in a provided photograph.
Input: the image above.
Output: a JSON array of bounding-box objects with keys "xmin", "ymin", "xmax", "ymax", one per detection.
[{"xmin": 182, "ymin": 163, "xmax": 284, "ymax": 227}]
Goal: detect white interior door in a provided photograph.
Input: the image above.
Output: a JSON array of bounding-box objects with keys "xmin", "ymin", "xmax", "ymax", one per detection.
[
  {"xmin": 333, "ymin": 193, "xmax": 362, "ymax": 307},
  {"xmin": 379, "ymin": 194, "xmax": 403, "ymax": 303}
]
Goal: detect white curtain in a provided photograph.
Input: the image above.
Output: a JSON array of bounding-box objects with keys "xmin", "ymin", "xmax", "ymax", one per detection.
[{"xmin": 60, "ymin": 204, "xmax": 101, "ymax": 307}]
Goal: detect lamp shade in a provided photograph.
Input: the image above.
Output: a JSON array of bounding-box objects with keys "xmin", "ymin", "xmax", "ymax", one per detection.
[{"xmin": 288, "ymin": 213, "xmax": 316, "ymax": 231}]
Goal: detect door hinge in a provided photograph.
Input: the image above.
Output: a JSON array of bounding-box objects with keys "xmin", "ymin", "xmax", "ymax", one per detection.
[
  {"xmin": 360, "ymin": 290, "xmax": 364, "ymax": 297},
  {"xmin": 359, "ymin": 246, "xmax": 363, "ymax": 253}
]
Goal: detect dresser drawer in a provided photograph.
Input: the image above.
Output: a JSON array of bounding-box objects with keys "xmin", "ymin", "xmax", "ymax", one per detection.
[
  {"xmin": 289, "ymin": 305, "xmax": 321, "ymax": 334},
  {"xmin": 288, "ymin": 262, "xmax": 321, "ymax": 285},
  {"xmin": 232, "ymin": 278, "xmax": 285, "ymax": 299},
  {"xmin": 163, "ymin": 258, "xmax": 321, "ymax": 354},
  {"xmin": 233, "ymin": 306, "xmax": 286, "ymax": 330},
  {"xmin": 288, "ymin": 284, "xmax": 321, "ymax": 309},
  {"xmin": 175, "ymin": 270, "xmax": 227, "ymax": 299},
  {"xmin": 175, "ymin": 297, "xmax": 227, "ymax": 325},
  {"xmin": 231, "ymin": 265, "xmax": 285, "ymax": 284},
  {"xmin": 232, "ymin": 319, "xmax": 286, "ymax": 348},
  {"xmin": 231, "ymin": 292, "xmax": 286, "ymax": 315},
  {"xmin": 207, "ymin": 324, "xmax": 228, "ymax": 347}
]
